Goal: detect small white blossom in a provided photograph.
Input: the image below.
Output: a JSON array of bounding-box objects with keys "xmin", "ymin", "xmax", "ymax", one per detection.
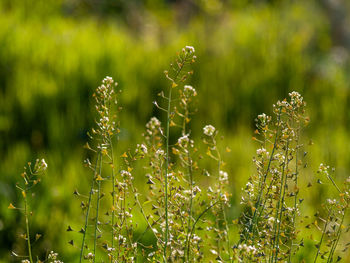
[
  {"xmin": 155, "ymin": 149, "xmax": 164, "ymax": 158},
  {"xmin": 203, "ymin": 125, "xmax": 216, "ymax": 136},
  {"xmin": 219, "ymin": 170, "xmax": 229, "ymax": 182},
  {"xmin": 257, "ymin": 148, "xmax": 269, "ymax": 158},
  {"xmin": 318, "ymin": 163, "xmax": 330, "ymax": 176},
  {"xmin": 146, "ymin": 117, "xmax": 161, "ymax": 134},
  {"xmin": 185, "ymin": 46, "xmax": 195, "ymax": 53},
  {"xmin": 40, "ymin": 158, "xmax": 48, "ymax": 171},
  {"xmin": 289, "ymin": 91, "xmax": 303, "ymax": 106},
  {"xmin": 86, "ymin": 252, "xmax": 94, "ymax": 259},
  {"xmin": 120, "ymin": 170, "xmax": 133, "ymax": 180},
  {"xmin": 178, "ymin": 134, "xmax": 190, "ymax": 146},
  {"xmin": 210, "ymin": 249, "xmax": 218, "ymax": 255},
  {"xmin": 136, "ymin": 144, "xmax": 148, "ymax": 154},
  {"xmin": 184, "ymin": 85, "xmax": 197, "ymax": 97},
  {"xmin": 327, "ymin": 199, "xmax": 337, "ymax": 205}
]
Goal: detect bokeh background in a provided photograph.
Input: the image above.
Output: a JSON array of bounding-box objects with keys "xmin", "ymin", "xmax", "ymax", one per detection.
[{"xmin": 1, "ymin": 0, "xmax": 350, "ymax": 261}]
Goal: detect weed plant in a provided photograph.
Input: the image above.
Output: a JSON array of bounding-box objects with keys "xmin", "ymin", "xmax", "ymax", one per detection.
[
  {"xmin": 8, "ymin": 47, "xmax": 350, "ymax": 262},
  {"xmin": 8, "ymin": 159, "xmax": 63, "ymax": 263}
]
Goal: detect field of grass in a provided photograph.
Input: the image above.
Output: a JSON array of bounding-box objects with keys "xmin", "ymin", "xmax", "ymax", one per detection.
[{"xmin": 1, "ymin": 0, "xmax": 350, "ymax": 262}]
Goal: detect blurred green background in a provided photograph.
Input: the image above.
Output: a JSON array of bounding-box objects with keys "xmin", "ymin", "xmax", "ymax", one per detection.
[{"xmin": 1, "ymin": 0, "xmax": 350, "ymax": 261}]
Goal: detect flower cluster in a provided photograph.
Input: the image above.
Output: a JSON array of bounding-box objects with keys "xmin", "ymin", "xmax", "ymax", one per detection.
[
  {"xmin": 203, "ymin": 124, "xmax": 216, "ymax": 136},
  {"xmin": 239, "ymin": 91, "xmax": 308, "ymax": 261}
]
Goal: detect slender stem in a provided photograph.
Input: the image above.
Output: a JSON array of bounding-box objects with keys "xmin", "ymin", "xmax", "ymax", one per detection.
[
  {"xmin": 109, "ymin": 135, "xmax": 116, "ymax": 262},
  {"xmin": 80, "ymin": 152, "xmax": 100, "ymax": 263},
  {"xmin": 327, "ymin": 209, "xmax": 347, "ymax": 263},
  {"xmin": 216, "ymin": 146, "xmax": 232, "ymax": 262},
  {"xmin": 163, "ymin": 56, "xmax": 186, "ymax": 261},
  {"xmin": 185, "ymin": 150, "xmax": 193, "ymax": 263},
  {"xmin": 289, "ymin": 125, "xmax": 300, "ymax": 263},
  {"xmin": 314, "ymin": 209, "xmax": 332, "ymax": 263},
  {"xmin": 93, "ymin": 153, "xmax": 103, "ymax": 261},
  {"xmin": 326, "ymin": 174, "xmax": 341, "ymax": 193},
  {"xmin": 271, "ymin": 140, "xmax": 289, "ymax": 263},
  {"xmin": 24, "ymin": 193, "xmax": 33, "ymax": 263},
  {"xmin": 274, "ymin": 141, "xmax": 290, "ymax": 263},
  {"xmin": 186, "ymin": 200, "xmax": 220, "ymax": 259},
  {"xmin": 164, "ymin": 85, "xmax": 172, "ymax": 261}
]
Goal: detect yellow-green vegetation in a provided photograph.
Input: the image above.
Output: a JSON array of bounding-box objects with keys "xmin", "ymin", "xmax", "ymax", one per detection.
[{"xmin": 1, "ymin": 0, "xmax": 350, "ymax": 262}]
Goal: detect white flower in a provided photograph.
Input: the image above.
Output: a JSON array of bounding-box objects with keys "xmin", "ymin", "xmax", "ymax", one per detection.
[
  {"xmin": 184, "ymin": 85, "xmax": 197, "ymax": 97},
  {"xmin": 193, "ymin": 186, "xmax": 201, "ymax": 195},
  {"xmin": 136, "ymin": 144, "xmax": 148, "ymax": 154},
  {"xmin": 146, "ymin": 117, "xmax": 161, "ymax": 132},
  {"xmin": 210, "ymin": 249, "xmax": 218, "ymax": 255},
  {"xmin": 203, "ymin": 125, "xmax": 215, "ymax": 136},
  {"xmin": 120, "ymin": 170, "xmax": 133, "ymax": 179},
  {"xmin": 86, "ymin": 252, "xmax": 94, "ymax": 259},
  {"xmin": 256, "ymin": 148, "xmax": 269, "ymax": 158},
  {"xmin": 327, "ymin": 199, "xmax": 337, "ymax": 205},
  {"xmin": 155, "ymin": 149, "xmax": 164, "ymax": 158},
  {"xmin": 289, "ymin": 91, "xmax": 303, "ymax": 106},
  {"xmin": 185, "ymin": 46, "xmax": 195, "ymax": 53},
  {"xmin": 41, "ymin": 159, "xmax": 48, "ymax": 170},
  {"xmin": 192, "ymin": 234, "xmax": 201, "ymax": 242},
  {"xmin": 219, "ymin": 170, "xmax": 229, "ymax": 182},
  {"xmin": 257, "ymin": 113, "xmax": 270, "ymax": 126},
  {"xmin": 48, "ymin": 251, "xmax": 58, "ymax": 259},
  {"xmin": 318, "ymin": 163, "xmax": 330, "ymax": 176},
  {"xmin": 274, "ymin": 153, "xmax": 285, "ymax": 163},
  {"xmin": 178, "ymin": 134, "xmax": 189, "ymax": 146}
]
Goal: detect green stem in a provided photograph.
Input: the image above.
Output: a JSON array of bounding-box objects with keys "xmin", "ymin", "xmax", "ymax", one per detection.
[
  {"xmin": 271, "ymin": 141, "xmax": 289, "ymax": 263},
  {"xmin": 163, "ymin": 56, "xmax": 186, "ymax": 261},
  {"xmin": 186, "ymin": 200, "xmax": 220, "ymax": 260},
  {"xmin": 93, "ymin": 153, "xmax": 103, "ymax": 262},
  {"xmin": 79, "ymin": 152, "xmax": 100, "ymax": 263},
  {"xmin": 289, "ymin": 126, "xmax": 300, "ymax": 263},
  {"xmin": 327, "ymin": 209, "xmax": 346, "ymax": 263},
  {"xmin": 314, "ymin": 209, "xmax": 331, "ymax": 263},
  {"xmin": 247, "ymin": 108, "xmax": 282, "ymax": 241},
  {"xmin": 24, "ymin": 193, "xmax": 33, "ymax": 263},
  {"xmin": 164, "ymin": 85, "xmax": 172, "ymax": 262},
  {"xmin": 185, "ymin": 150, "xmax": 193, "ymax": 263},
  {"xmin": 109, "ymin": 135, "xmax": 116, "ymax": 262}
]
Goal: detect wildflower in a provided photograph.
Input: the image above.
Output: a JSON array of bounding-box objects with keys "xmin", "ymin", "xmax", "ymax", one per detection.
[
  {"xmin": 289, "ymin": 91, "xmax": 303, "ymax": 106},
  {"xmin": 203, "ymin": 125, "xmax": 215, "ymax": 136},
  {"xmin": 184, "ymin": 46, "xmax": 195, "ymax": 53},
  {"xmin": 155, "ymin": 149, "xmax": 164, "ymax": 158},
  {"xmin": 184, "ymin": 85, "xmax": 197, "ymax": 97},
  {"xmin": 178, "ymin": 134, "xmax": 189, "ymax": 146},
  {"xmin": 40, "ymin": 159, "xmax": 48, "ymax": 170},
  {"xmin": 274, "ymin": 153, "xmax": 285, "ymax": 163},
  {"xmin": 219, "ymin": 170, "xmax": 229, "ymax": 182},
  {"xmin": 257, "ymin": 113, "xmax": 270, "ymax": 126},
  {"xmin": 193, "ymin": 185, "xmax": 201, "ymax": 195},
  {"xmin": 120, "ymin": 170, "xmax": 133, "ymax": 180},
  {"xmin": 86, "ymin": 252, "xmax": 94, "ymax": 259},
  {"xmin": 210, "ymin": 249, "xmax": 218, "ymax": 255},
  {"xmin": 256, "ymin": 148, "xmax": 269, "ymax": 158},
  {"xmin": 276, "ymin": 100, "xmax": 289, "ymax": 108},
  {"xmin": 146, "ymin": 117, "xmax": 161, "ymax": 135},
  {"xmin": 318, "ymin": 163, "xmax": 330, "ymax": 176},
  {"xmin": 48, "ymin": 251, "xmax": 58, "ymax": 259},
  {"xmin": 136, "ymin": 143, "xmax": 148, "ymax": 154},
  {"xmin": 327, "ymin": 199, "xmax": 337, "ymax": 205}
]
